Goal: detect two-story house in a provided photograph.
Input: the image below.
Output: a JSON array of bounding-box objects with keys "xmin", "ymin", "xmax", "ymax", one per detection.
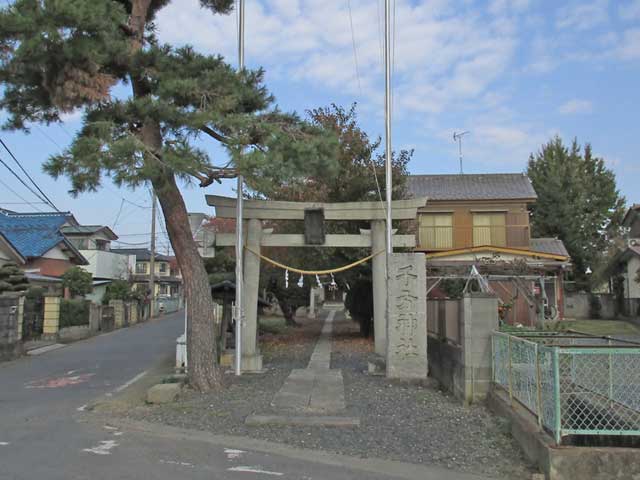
[
  {"xmin": 407, "ymin": 173, "xmax": 571, "ymax": 324},
  {"xmin": 111, "ymin": 248, "xmax": 182, "ymax": 298},
  {"xmin": 61, "ymin": 225, "xmax": 135, "ymax": 280},
  {"xmin": 608, "ymin": 204, "xmax": 640, "ymax": 316},
  {"xmin": 0, "ymin": 208, "xmax": 88, "ymax": 279}
]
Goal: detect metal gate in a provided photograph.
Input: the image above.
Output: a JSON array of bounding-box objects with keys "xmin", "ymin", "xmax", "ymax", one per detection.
[{"xmin": 22, "ymin": 296, "xmax": 44, "ymax": 340}]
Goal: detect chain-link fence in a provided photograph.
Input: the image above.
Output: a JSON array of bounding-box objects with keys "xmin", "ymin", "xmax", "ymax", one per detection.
[{"xmin": 492, "ymin": 331, "xmax": 640, "ymax": 444}]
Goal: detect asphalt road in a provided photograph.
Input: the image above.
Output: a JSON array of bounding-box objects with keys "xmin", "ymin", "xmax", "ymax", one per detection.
[{"xmin": 0, "ymin": 311, "xmax": 486, "ymax": 480}]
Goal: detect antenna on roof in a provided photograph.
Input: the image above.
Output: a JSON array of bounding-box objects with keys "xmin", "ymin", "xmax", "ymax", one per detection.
[{"xmin": 453, "ymin": 131, "xmax": 470, "ymax": 174}]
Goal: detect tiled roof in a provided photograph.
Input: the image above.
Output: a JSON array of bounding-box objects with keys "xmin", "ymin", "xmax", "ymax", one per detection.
[
  {"xmin": 622, "ymin": 204, "xmax": 640, "ymax": 227},
  {"xmin": 61, "ymin": 225, "xmax": 118, "ymax": 240},
  {"xmin": 530, "ymin": 238, "xmax": 570, "ymax": 258},
  {"xmin": 406, "ymin": 173, "xmax": 537, "ymax": 201},
  {"xmin": 111, "ymin": 248, "xmax": 173, "ymax": 262},
  {"xmin": 0, "ymin": 209, "xmax": 77, "ymax": 259}
]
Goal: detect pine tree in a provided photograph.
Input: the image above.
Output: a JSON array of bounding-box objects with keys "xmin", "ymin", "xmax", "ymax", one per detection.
[{"xmin": 0, "ymin": 1, "xmax": 337, "ymax": 390}]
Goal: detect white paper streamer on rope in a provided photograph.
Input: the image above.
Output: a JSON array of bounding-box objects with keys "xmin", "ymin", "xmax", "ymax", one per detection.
[
  {"xmin": 297, "ymin": 275, "xmax": 304, "ymax": 288},
  {"xmin": 315, "ymin": 274, "xmax": 322, "ymax": 288},
  {"xmin": 285, "ymin": 269, "xmax": 289, "ymax": 289}
]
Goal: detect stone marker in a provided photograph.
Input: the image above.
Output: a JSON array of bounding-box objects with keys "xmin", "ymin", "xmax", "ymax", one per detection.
[
  {"xmin": 146, "ymin": 383, "xmax": 181, "ymax": 404},
  {"xmin": 386, "ymin": 253, "xmax": 427, "ymax": 379}
]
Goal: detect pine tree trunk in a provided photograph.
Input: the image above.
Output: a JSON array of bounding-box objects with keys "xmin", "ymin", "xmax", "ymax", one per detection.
[
  {"xmin": 128, "ymin": 0, "xmax": 222, "ymax": 391},
  {"xmin": 153, "ymin": 173, "xmax": 224, "ymax": 391}
]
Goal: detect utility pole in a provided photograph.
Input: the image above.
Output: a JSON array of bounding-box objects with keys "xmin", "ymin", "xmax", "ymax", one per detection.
[
  {"xmin": 234, "ymin": 0, "xmax": 245, "ymax": 377},
  {"xmin": 453, "ymin": 131, "xmax": 470, "ymax": 174},
  {"xmin": 149, "ymin": 190, "xmax": 157, "ymax": 319}
]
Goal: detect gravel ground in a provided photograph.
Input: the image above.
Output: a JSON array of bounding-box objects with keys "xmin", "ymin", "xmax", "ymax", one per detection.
[{"xmin": 122, "ymin": 311, "xmax": 535, "ymax": 479}]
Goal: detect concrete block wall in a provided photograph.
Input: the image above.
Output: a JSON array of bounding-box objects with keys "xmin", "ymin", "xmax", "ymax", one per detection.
[
  {"xmin": 127, "ymin": 301, "xmax": 138, "ymax": 325},
  {"xmin": 427, "ymin": 293, "xmax": 499, "ymax": 405},
  {"xmin": 110, "ymin": 300, "xmax": 125, "ymax": 328},
  {"xmin": 42, "ymin": 295, "xmax": 60, "ymax": 340},
  {"xmin": 461, "ymin": 293, "xmax": 499, "ymax": 404},
  {"xmin": 0, "ymin": 295, "xmax": 23, "ymax": 361}
]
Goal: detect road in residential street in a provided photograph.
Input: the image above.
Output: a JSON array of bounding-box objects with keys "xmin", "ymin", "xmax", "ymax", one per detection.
[{"xmin": 0, "ymin": 310, "xmax": 481, "ymax": 480}]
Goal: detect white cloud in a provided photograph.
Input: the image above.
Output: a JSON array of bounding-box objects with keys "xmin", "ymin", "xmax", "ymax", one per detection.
[
  {"xmin": 619, "ymin": 0, "xmax": 640, "ymax": 21},
  {"xmin": 155, "ymin": 0, "xmax": 518, "ymax": 118},
  {"xmin": 615, "ymin": 29, "xmax": 640, "ymax": 60},
  {"xmin": 558, "ymin": 99, "xmax": 593, "ymax": 115},
  {"xmin": 556, "ymin": 0, "xmax": 609, "ymax": 31}
]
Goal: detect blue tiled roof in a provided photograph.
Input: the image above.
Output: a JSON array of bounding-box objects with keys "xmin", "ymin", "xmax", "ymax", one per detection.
[{"xmin": 0, "ymin": 209, "xmax": 75, "ymax": 258}]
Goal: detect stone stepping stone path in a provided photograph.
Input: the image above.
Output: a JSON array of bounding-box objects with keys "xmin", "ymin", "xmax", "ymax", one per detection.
[{"xmin": 245, "ymin": 309, "xmax": 360, "ymax": 428}]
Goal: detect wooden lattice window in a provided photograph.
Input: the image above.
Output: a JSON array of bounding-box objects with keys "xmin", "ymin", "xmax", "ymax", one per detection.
[
  {"xmin": 473, "ymin": 212, "xmax": 506, "ymax": 247},
  {"xmin": 419, "ymin": 213, "xmax": 453, "ymax": 249}
]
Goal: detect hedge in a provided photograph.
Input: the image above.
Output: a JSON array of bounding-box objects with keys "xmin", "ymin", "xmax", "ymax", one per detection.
[{"xmin": 60, "ymin": 299, "xmax": 90, "ymax": 328}]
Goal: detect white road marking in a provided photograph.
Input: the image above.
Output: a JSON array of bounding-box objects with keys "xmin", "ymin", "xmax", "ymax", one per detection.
[
  {"xmin": 103, "ymin": 425, "xmax": 117, "ymax": 430},
  {"xmin": 113, "ymin": 432, "xmax": 123, "ymax": 436},
  {"xmin": 228, "ymin": 466, "xmax": 284, "ymax": 476},
  {"xmin": 77, "ymin": 404, "xmax": 88, "ymax": 412},
  {"xmin": 67, "ymin": 370, "xmax": 77, "ymax": 375},
  {"xmin": 159, "ymin": 459, "xmax": 194, "ymax": 468},
  {"xmin": 26, "ymin": 344, "xmax": 65, "ymax": 356},
  {"xmin": 0, "ymin": 442, "xmax": 10, "ymax": 446},
  {"xmin": 82, "ymin": 440, "xmax": 119, "ymax": 455},
  {"xmin": 113, "ymin": 370, "xmax": 148, "ymax": 394},
  {"xmin": 224, "ymin": 448, "xmax": 245, "ymax": 459}
]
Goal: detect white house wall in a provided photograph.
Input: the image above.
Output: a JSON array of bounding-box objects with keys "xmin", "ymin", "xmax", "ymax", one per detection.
[
  {"xmin": 80, "ymin": 250, "xmax": 135, "ymax": 280},
  {"xmin": 42, "ymin": 245, "xmax": 71, "ymax": 261},
  {"xmin": 626, "ymin": 256, "xmax": 640, "ymax": 299}
]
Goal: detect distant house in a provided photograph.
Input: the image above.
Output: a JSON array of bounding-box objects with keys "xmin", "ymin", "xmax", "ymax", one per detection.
[
  {"xmin": 111, "ymin": 248, "xmax": 182, "ymax": 297},
  {"xmin": 608, "ymin": 205, "xmax": 640, "ymax": 316},
  {"xmin": 0, "ymin": 208, "xmax": 88, "ymax": 280},
  {"xmin": 61, "ymin": 225, "xmax": 135, "ymax": 281},
  {"xmin": 407, "ymin": 173, "xmax": 571, "ymax": 324}
]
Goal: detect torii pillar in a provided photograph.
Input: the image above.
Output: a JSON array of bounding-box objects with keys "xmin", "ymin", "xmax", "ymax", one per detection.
[
  {"xmin": 371, "ymin": 220, "xmax": 387, "ymax": 355},
  {"xmin": 241, "ymin": 218, "xmax": 263, "ymax": 372}
]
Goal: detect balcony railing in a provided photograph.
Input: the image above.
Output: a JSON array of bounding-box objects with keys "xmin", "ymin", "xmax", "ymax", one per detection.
[{"xmin": 417, "ymin": 225, "xmax": 530, "ymax": 251}]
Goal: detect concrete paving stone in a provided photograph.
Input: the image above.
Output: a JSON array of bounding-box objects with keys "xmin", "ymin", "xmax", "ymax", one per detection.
[{"xmin": 245, "ymin": 414, "xmax": 360, "ymax": 428}]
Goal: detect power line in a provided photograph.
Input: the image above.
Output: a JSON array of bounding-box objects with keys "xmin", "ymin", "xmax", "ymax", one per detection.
[
  {"xmin": 346, "ymin": 0, "xmax": 363, "ymax": 96},
  {"xmin": 0, "ymin": 137, "xmax": 60, "ymax": 211},
  {"xmin": 112, "ymin": 198, "xmax": 126, "ymax": 228},
  {"xmin": 0, "ymin": 153, "xmax": 53, "ymax": 207},
  {"xmin": 0, "ymin": 178, "xmax": 44, "ymax": 212}
]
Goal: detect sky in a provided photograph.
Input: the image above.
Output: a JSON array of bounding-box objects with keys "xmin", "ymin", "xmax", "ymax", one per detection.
[{"xmin": 0, "ymin": 0, "xmax": 639, "ymax": 252}]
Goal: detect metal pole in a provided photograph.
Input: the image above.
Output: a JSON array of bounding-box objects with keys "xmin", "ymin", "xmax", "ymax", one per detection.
[
  {"xmin": 149, "ymin": 191, "xmax": 157, "ymax": 319},
  {"xmin": 234, "ymin": 0, "xmax": 245, "ymax": 377},
  {"xmin": 384, "ymin": 0, "xmax": 392, "ymax": 256},
  {"xmin": 184, "ymin": 300, "xmax": 188, "ymax": 370},
  {"xmin": 458, "ymin": 137, "xmax": 463, "ymax": 174}
]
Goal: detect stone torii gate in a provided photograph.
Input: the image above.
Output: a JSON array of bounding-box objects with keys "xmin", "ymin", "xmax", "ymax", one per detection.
[{"xmin": 206, "ymin": 195, "xmax": 427, "ymax": 372}]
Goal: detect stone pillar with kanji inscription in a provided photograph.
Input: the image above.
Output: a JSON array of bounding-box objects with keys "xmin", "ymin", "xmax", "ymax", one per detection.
[{"xmin": 386, "ymin": 253, "xmax": 427, "ymax": 379}]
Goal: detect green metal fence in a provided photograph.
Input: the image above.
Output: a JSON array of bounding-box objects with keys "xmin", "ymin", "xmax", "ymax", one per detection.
[{"xmin": 492, "ymin": 331, "xmax": 640, "ymax": 444}]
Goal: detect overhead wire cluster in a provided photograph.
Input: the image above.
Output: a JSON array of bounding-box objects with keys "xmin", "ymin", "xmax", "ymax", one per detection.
[{"xmin": 0, "ymin": 137, "xmax": 60, "ymax": 212}]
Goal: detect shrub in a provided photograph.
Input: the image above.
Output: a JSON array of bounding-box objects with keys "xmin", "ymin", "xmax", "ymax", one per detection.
[
  {"xmin": 102, "ymin": 279, "xmax": 135, "ymax": 304},
  {"xmin": 345, "ymin": 278, "xmax": 373, "ymax": 337},
  {"xmin": 61, "ymin": 267, "xmax": 93, "ymax": 297},
  {"xmin": 0, "ymin": 263, "xmax": 29, "ymax": 294},
  {"xmin": 60, "ymin": 299, "xmax": 90, "ymax": 328}
]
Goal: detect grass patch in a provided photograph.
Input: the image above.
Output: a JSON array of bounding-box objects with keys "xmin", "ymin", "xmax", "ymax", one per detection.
[
  {"xmin": 259, "ymin": 315, "xmax": 288, "ymax": 335},
  {"xmin": 551, "ymin": 320, "xmax": 640, "ymax": 336}
]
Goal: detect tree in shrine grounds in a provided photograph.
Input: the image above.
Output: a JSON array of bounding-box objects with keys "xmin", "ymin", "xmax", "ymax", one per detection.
[
  {"xmin": 0, "ymin": 1, "xmax": 338, "ymax": 391},
  {"xmin": 527, "ymin": 136, "xmax": 625, "ymax": 289}
]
